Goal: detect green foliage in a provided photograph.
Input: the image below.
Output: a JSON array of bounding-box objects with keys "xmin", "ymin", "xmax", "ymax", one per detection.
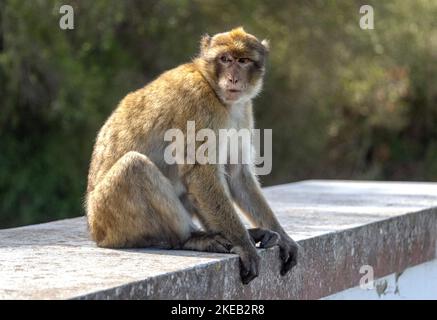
[{"xmin": 1, "ymin": 0, "xmax": 436, "ymax": 227}]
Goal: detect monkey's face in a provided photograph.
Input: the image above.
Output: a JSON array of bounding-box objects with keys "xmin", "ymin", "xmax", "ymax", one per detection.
[
  {"xmin": 216, "ymin": 53, "xmax": 259, "ymax": 102},
  {"xmin": 199, "ymin": 28, "xmax": 269, "ymax": 105}
]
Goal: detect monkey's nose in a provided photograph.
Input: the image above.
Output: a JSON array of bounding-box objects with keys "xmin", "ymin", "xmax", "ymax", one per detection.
[{"xmin": 228, "ymin": 76, "xmax": 239, "ymax": 84}]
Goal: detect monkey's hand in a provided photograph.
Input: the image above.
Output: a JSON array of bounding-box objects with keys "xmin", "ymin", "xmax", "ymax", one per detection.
[
  {"xmin": 278, "ymin": 233, "xmax": 299, "ymax": 276},
  {"xmin": 248, "ymin": 228, "xmax": 280, "ymax": 248},
  {"xmin": 231, "ymin": 244, "xmax": 260, "ymax": 285}
]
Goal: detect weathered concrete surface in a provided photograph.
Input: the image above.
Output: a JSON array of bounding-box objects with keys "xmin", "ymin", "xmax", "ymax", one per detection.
[
  {"xmin": 324, "ymin": 259, "xmax": 437, "ymax": 299},
  {"xmin": 0, "ymin": 180, "xmax": 436, "ymax": 299}
]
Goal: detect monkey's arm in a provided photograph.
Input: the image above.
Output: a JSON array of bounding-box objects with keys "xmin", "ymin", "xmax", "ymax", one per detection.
[
  {"xmin": 185, "ymin": 164, "xmax": 260, "ymax": 284},
  {"xmin": 229, "ymin": 164, "xmax": 298, "ymax": 275}
]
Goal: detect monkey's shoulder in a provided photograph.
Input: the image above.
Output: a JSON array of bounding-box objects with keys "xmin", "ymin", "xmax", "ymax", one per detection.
[
  {"xmin": 124, "ymin": 63, "xmax": 221, "ymax": 115},
  {"xmin": 159, "ymin": 63, "xmax": 216, "ymax": 100}
]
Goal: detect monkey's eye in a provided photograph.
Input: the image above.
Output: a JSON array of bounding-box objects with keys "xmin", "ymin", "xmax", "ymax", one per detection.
[
  {"xmin": 237, "ymin": 58, "xmax": 251, "ymax": 64},
  {"xmin": 220, "ymin": 55, "xmax": 230, "ymax": 63}
]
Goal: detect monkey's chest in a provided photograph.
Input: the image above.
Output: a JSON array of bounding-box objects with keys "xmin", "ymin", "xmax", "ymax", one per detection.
[{"xmin": 219, "ymin": 109, "xmax": 253, "ymax": 167}]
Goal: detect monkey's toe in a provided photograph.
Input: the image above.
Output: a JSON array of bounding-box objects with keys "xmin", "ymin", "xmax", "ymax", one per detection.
[
  {"xmin": 202, "ymin": 234, "xmax": 232, "ymax": 253},
  {"xmin": 212, "ymin": 234, "xmax": 233, "ymax": 251}
]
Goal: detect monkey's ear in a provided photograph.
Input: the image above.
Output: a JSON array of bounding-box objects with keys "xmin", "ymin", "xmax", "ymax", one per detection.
[
  {"xmin": 261, "ymin": 39, "xmax": 270, "ymax": 52},
  {"xmin": 200, "ymin": 34, "xmax": 211, "ymax": 55}
]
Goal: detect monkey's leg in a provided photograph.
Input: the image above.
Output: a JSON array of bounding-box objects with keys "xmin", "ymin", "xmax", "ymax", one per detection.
[
  {"xmin": 184, "ymin": 165, "xmax": 260, "ymax": 284},
  {"xmin": 87, "ymin": 151, "xmax": 196, "ymax": 248},
  {"xmin": 87, "ymin": 151, "xmax": 233, "ymax": 253},
  {"xmin": 178, "ymin": 193, "xmax": 233, "ymax": 253},
  {"xmin": 183, "ymin": 193, "xmax": 277, "ymax": 250},
  {"xmin": 229, "ymin": 165, "xmax": 299, "ymax": 275},
  {"xmin": 180, "ymin": 194, "xmax": 272, "ymax": 250}
]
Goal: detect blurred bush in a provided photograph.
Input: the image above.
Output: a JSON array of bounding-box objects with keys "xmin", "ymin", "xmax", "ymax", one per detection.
[{"xmin": 1, "ymin": 0, "xmax": 436, "ymax": 227}]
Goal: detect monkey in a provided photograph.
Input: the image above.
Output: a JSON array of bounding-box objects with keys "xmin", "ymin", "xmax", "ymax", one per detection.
[{"xmin": 85, "ymin": 27, "xmax": 298, "ymax": 284}]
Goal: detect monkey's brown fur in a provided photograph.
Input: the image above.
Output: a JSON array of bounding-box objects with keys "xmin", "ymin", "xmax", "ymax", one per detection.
[{"xmin": 85, "ymin": 27, "xmax": 298, "ymax": 284}]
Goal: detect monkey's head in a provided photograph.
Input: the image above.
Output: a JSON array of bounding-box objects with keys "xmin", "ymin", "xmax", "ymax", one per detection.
[{"xmin": 196, "ymin": 27, "xmax": 269, "ymax": 105}]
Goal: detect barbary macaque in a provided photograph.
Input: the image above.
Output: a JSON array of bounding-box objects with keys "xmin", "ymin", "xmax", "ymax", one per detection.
[{"xmin": 85, "ymin": 27, "xmax": 298, "ymax": 284}]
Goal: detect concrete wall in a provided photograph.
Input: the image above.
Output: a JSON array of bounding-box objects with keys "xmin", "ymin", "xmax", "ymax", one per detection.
[
  {"xmin": 324, "ymin": 259, "xmax": 437, "ymax": 299},
  {"xmin": 1, "ymin": 180, "xmax": 436, "ymax": 299}
]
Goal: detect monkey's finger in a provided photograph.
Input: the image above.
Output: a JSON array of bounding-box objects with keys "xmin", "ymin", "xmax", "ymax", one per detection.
[
  {"xmin": 248, "ymin": 228, "xmax": 278, "ymax": 248},
  {"xmin": 241, "ymin": 269, "xmax": 257, "ymax": 285},
  {"xmin": 259, "ymin": 231, "xmax": 280, "ymax": 248},
  {"xmin": 240, "ymin": 260, "xmax": 258, "ymax": 285},
  {"xmin": 279, "ymin": 245, "xmax": 290, "ymax": 263},
  {"xmin": 280, "ymin": 255, "xmax": 297, "ymax": 276},
  {"xmin": 238, "ymin": 258, "xmax": 251, "ymax": 283},
  {"xmin": 233, "ymin": 246, "xmax": 259, "ymax": 285},
  {"xmin": 280, "ymin": 248, "xmax": 298, "ymax": 276}
]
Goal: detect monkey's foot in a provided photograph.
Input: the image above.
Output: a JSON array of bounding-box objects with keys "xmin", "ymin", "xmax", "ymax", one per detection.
[
  {"xmin": 182, "ymin": 232, "xmax": 232, "ymax": 253},
  {"xmin": 248, "ymin": 228, "xmax": 280, "ymax": 248}
]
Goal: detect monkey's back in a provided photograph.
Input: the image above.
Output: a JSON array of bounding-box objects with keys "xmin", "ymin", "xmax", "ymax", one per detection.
[{"xmin": 86, "ymin": 63, "xmax": 224, "ymax": 195}]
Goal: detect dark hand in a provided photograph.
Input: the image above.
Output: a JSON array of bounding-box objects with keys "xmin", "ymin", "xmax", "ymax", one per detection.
[
  {"xmin": 248, "ymin": 228, "xmax": 280, "ymax": 248},
  {"xmin": 231, "ymin": 245, "xmax": 260, "ymax": 285},
  {"xmin": 278, "ymin": 234, "xmax": 299, "ymax": 276}
]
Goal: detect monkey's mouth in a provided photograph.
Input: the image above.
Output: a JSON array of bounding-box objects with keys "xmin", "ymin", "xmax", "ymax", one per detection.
[{"xmin": 223, "ymin": 88, "xmax": 243, "ymax": 102}]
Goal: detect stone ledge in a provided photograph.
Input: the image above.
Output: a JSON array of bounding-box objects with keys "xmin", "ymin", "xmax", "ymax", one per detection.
[{"xmin": 1, "ymin": 180, "xmax": 436, "ymax": 299}]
